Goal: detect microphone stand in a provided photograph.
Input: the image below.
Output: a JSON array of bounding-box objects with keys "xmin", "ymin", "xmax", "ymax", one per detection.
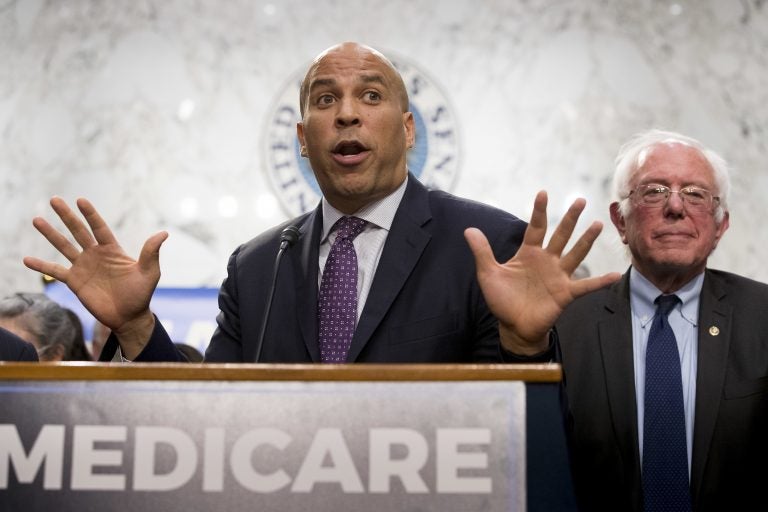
[{"xmin": 253, "ymin": 226, "xmax": 300, "ymax": 362}]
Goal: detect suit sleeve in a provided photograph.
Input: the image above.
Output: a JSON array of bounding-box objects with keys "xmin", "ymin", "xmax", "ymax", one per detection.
[
  {"xmin": 18, "ymin": 342, "xmax": 39, "ymax": 362},
  {"xmin": 0, "ymin": 327, "xmax": 39, "ymax": 362},
  {"xmin": 98, "ymin": 315, "xmax": 185, "ymax": 362},
  {"xmin": 500, "ymin": 329, "xmax": 558, "ymax": 363},
  {"xmin": 202, "ymin": 247, "xmax": 246, "ymax": 362}
]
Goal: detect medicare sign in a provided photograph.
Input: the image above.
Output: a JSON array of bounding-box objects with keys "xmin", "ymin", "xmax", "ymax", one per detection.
[{"xmin": 0, "ymin": 380, "xmax": 525, "ymax": 511}]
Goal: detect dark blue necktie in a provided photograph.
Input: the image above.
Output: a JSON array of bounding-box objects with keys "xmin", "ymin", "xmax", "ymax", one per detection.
[
  {"xmin": 318, "ymin": 216, "xmax": 367, "ymax": 363},
  {"xmin": 643, "ymin": 294, "xmax": 691, "ymax": 512}
]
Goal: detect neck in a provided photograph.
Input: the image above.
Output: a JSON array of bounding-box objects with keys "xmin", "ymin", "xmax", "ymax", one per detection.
[{"xmin": 633, "ymin": 263, "xmax": 705, "ymax": 294}]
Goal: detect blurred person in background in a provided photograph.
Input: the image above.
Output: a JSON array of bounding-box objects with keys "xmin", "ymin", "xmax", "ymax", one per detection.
[
  {"xmin": 89, "ymin": 320, "xmax": 111, "ymax": 360},
  {"xmin": 0, "ymin": 293, "xmax": 75, "ymax": 361},
  {"xmin": 174, "ymin": 342, "xmax": 204, "ymax": 362},
  {"xmin": 63, "ymin": 308, "xmax": 93, "ymax": 361}
]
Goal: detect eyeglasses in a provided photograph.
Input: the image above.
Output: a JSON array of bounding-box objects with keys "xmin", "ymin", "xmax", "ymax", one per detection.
[
  {"xmin": 628, "ymin": 184, "xmax": 720, "ymax": 211},
  {"xmin": 12, "ymin": 292, "xmax": 34, "ymax": 306}
]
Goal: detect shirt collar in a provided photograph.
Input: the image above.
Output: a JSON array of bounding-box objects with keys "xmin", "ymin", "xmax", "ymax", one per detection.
[
  {"xmin": 629, "ymin": 267, "xmax": 704, "ymax": 328},
  {"xmin": 320, "ymin": 175, "xmax": 408, "ymax": 242}
]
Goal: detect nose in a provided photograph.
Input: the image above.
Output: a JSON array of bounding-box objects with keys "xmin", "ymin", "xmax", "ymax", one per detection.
[
  {"xmin": 335, "ymin": 98, "xmax": 360, "ymax": 128},
  {"xmin": 663, "ymin": 190, "xmax": 686, "ymax": 217}
]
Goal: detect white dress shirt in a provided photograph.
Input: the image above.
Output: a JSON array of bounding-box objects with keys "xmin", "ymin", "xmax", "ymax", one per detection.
[{"xmin": 318, "ymin": 176, "xmax": 408, "ymax": 320}]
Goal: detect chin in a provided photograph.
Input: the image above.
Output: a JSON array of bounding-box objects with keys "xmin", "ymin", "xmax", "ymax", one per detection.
[
  {"xmin": 338, "ymin": 181, "xmax": 375, "ymax": 198},
  {"xmin": 649, "ymin": 256, "xmax": 705, "ymax": 273}
]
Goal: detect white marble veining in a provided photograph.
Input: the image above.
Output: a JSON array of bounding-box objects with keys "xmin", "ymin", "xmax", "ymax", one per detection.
[{"xmin": 2, "ymin": 0, "xmax": 767, "ymax": 296}]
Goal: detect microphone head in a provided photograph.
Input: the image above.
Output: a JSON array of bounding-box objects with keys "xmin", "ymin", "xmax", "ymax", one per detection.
[{"xmin": 280, "ymin": 225, "xmax": 300, "ymax": 247}]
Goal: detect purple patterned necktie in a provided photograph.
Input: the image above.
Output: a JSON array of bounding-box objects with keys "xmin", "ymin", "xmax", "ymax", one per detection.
[{"xmin": 318, "ymin": 216, "xmax": 367, "ymax": 363}]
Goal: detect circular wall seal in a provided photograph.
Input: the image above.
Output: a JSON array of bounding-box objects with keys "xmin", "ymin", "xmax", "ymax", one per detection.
[{"xmin": 264, "ymin": 53, "xmax": 461, "ymax": 217}]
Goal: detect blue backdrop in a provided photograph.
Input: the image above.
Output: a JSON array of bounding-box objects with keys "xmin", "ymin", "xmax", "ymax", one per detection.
[{"xmin": 45, "ymin": 281, "xmax": 219, "ymax": 355}]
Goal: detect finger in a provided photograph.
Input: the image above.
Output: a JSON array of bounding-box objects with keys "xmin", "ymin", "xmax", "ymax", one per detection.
[
  {"xmin": 560, "ymin": 221, "xmax": 603, "ymax": 273},
  {"xmin": 522, "ymin": 191, "xmax": 548, "ymax": 248},
  {"xmin": 76, "ymin": 198, "xmax": 119, "ymax": 246},
  {"xmin": 137, "ymin": 231, "xmax": 169, "ymax": 274},
  {"xmin": 464, "ymin": 227, "xmax": 498, "ymax": 271},
  {"xmin": 546, "ymin": 198, "xmax": 586, "ymax": 256},
  {"xmin": 50, "ymin": 196, "xmax": 97, "ymax": 249},
  {"xmin": 32, "ymin": 216, "xmax": 81, "ymax": 262},
  {"xmin": 23, "ymin": 256, "xmax": 70, "ymax": 283},
  {"xmin": 570, "ymin": 272, "xmax": 622, "ymax": 298}
]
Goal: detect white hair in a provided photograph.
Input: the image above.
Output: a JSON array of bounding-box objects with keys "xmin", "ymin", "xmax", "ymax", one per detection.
[{"xmin": 613, "ymin": 129, "xmax": 730, "ymax": 223}]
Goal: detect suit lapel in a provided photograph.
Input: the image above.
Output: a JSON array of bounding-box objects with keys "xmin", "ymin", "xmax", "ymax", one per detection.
[
  {"xmin": 346, "ymin": 177, "xmax": 432, "ymax": 362},
  {"xmin": 599, "ymin": 273, "xmax": 643, "ymax": 495},
  {"xmin": 690, "ymin": 270, "xmax": 731, "ymax": 502},
  {"xmin": 294, "ymin": 207, "xmax": 323, "ymax": 362}
]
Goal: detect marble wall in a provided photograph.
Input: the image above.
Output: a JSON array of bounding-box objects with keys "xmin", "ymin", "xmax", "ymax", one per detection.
[{"xmin": 2, "ymin": 0, "xmax": 767, "ymax": 296}]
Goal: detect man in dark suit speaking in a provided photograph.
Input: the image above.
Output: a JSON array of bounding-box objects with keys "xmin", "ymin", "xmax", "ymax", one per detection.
[
  {"xmin": 22, "ymin": 42, "xmax": 616, "ymax": 363},
  {"xmin": 491, "ymin": 129, "xmax": 768, "ymax": 511}
]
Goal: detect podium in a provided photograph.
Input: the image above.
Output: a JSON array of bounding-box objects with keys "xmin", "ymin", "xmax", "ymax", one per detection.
[{"xmin": 0, "ymin": 363, "xmax": 575, "ymax": 511}]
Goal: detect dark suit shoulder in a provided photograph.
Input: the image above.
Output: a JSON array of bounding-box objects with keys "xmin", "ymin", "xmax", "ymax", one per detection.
[
  {"xmin": 231, "ymin": 212, "xmax": 314, "ymax": 262},
  {"xmin": 425, "ymin": 189, "xmax": 527, "ymax": 260},
  {"xmin": 705, "ymin": 268, "xmax": 768, "ymax": 296},
  {"xmin": 559, "ymin": 278, "xmax": 627, "ymax": 325},
  {"xmin": 703, "ymin": 268, "xmax": 768, "ymax": 334},
  {"xmin": 0, "ymin": 327, "xmax": 39, "ymax": 362},
  {"xmin": 427, "ymin": 188, "xmax": 524, "ymax": 226}
]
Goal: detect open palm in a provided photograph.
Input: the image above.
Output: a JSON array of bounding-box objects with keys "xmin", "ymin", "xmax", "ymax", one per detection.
[
  {"xmin": 465, "ymin": 191, "xmax": 620, "ymax": 354},
  {"xmin": 23, "ymin": 197, "xmax": 167, "ymax": 339}
]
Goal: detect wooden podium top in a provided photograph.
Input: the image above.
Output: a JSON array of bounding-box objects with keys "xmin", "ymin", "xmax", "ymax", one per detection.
[{"xmin": 0, "ymin": 362, "xmax": 561, "ymax": 382}]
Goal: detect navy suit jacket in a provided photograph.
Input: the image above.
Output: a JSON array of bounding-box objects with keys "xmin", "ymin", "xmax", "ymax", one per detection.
[
  {"xmin": 556, "ymin": 269, "xmax": 768, "ymax": 512},
  {"xmin": 108, "ymin": 176, "xmax": 526, "ymax": 363},
  {"xmin": 0, "ymin": 327, "xmax": 38, "ymax": 362}
]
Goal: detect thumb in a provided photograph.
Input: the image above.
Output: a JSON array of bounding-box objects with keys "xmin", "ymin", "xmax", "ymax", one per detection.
[
  {"xmin": 464, "ymin": 227, "xmax": 498, "ymax": 271},
  {"xmin": 138, "ymin": 231, "xmax": 168, "ymax": 274},
  {"xmin": 570, "ymin": 272, "xmax": 622, "ymax": 298}
]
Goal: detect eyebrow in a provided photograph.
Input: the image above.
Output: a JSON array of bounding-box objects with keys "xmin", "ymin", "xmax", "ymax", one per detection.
[
  {"xmin": 360, "ymin": 74, "xmax": 387, "ymax": 87},
  {"xmin": 308, "ymin": 77, "xmax": 337, "ymax": 94}
]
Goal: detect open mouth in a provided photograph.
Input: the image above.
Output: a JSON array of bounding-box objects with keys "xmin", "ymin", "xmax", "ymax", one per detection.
[
  {"xmin": 331, "ymin": 140, "xmax": 370, "ymax": 166},
  {"xmin": 333, "ymin": 140, "xmax": 368, "ymax": 156}
]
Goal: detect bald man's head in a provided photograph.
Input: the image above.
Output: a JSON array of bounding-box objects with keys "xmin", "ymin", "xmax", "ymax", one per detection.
[{"xmin": 299, "ymin": 42, "xmax": 410, "ymax": 118}]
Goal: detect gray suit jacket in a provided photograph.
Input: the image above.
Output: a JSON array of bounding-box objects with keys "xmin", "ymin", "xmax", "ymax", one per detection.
[{"xmin": 556, "ymin": 268, "xmax": 768, "ymax": 511}]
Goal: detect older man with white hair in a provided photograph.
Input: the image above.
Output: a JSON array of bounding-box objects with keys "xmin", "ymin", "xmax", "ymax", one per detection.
[{"xmin": 498, "ymin": 129, "xmax": 768, "ymax": 511}]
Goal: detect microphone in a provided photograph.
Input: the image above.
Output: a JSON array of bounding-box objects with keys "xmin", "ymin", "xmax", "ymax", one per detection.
[
  {"xmin": 279, "ymin": 225, "xmax": 300, "ymax": 250},
  {"xmin": 254, "ymin": 225, "xmax": 300, "ymax": 362}
]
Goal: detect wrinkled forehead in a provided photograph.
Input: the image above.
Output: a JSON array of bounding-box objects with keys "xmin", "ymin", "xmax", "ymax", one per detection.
[
  {"xmin": 633, "ymin": 141, "xmax": 715, "ymax": 185},
  {"xmin": 300, "ymin": 43, "xmax": 407, "ymax": 115}
]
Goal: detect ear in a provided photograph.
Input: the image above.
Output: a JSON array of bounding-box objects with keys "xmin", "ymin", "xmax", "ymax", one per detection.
[
  {"xmin": 403, "ymin": 112, "xmax": 415, "ymax": 149},
  {"xmin": 296, "ymin": 122, "xmax": 307, "ymax": 157},
  {"xmin": 712, "ymin": 210, "xmax": 730, "ymax": 249},
  {"xmin": 40, "ymin": 343, "xmax": 66, "ymax": 362},
  {"xmin": 609, "ymin": 202, "xmax": 628, "ymax": 244}
]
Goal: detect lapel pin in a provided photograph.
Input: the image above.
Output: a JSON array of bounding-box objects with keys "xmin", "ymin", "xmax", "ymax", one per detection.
[{"xmin": 709, "ymin": 326, "xmax": 720, "ymax": 336}]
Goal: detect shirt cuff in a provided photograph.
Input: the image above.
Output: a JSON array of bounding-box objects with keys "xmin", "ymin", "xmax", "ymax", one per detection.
[
  {"xmin": 501, "ymin": 328, "xmax": 557, "ymax": 363},
  {"xmin": 114, "ymin": 345, "xmax": 133, "ymax": 363}
]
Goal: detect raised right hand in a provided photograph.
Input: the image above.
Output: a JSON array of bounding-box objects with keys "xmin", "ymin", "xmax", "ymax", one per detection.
[{"xmin": 23, "ymin": 197, "xmax": 168, "ymax": 358}]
